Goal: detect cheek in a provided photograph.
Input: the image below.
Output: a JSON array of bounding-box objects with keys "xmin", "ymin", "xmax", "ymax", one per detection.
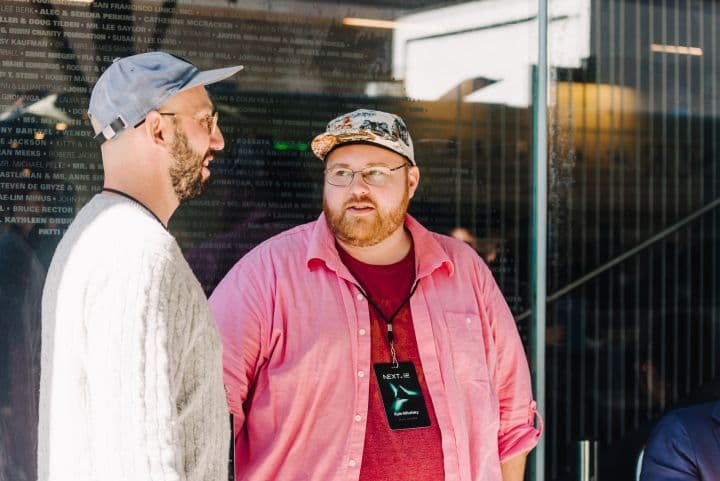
[
  {"xmin": 323, "ymin": 187, "xmax": 344, "ymax": 210},
  {"xmin": 378, "ymin": 187, "xmax": 406, "ymax": 209},
  {"xmin": 186, "ymin": 132, "xmax": 209, "ymax": 156},
  {"xmin": 197, "ymin": 139, "xmax": 211, "ymax": 156}
]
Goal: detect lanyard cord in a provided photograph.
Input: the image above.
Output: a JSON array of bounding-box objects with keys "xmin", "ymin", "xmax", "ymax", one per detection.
[
  {"xmin": 355, "ymin": 279, "xmax": 420, "ymax": 368},
  {"xmin": 101, "ymin": 187, "xmax": 168, "ymax": 231}
]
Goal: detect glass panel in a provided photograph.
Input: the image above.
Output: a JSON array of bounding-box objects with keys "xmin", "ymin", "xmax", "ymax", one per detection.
[
  {"xmin": 0, "ymin": 1, "xmax": 539, "ymax": 480},
  {"xmin": 546, "ymin": 0, "xmax": 719, "ymax": 479}
]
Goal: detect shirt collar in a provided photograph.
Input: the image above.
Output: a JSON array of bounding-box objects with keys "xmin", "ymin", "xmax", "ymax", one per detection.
[{"xmin": 306, "ymin": 212, "xmax": 454, "ymax": 281}]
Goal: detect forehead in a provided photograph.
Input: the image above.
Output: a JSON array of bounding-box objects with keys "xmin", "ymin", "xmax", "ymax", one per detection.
[{"xmin": 325, "ymin": 143, "xmax": 404, "ymax": 168}]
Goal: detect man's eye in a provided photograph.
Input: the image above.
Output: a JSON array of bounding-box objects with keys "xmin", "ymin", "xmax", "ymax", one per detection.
[
  {"xmin": 333, "ymin": 169, "xmax": 353, "ymax": 177},
  {"xmin": 366, "ymin": 169, "xmax": 387, "ymax": 177}
]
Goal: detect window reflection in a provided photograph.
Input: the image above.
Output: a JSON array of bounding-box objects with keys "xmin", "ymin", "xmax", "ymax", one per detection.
[
  {"xmin": 0, "ymin": 1, "xmax": 717, "ymax": 480},
  {"xmin": 545, "ymin": 1, "xmax": 720, "ymax": 479},
  {"xmin": 0, "ymin": 178, "xmax": 45, "ymax": 481}
]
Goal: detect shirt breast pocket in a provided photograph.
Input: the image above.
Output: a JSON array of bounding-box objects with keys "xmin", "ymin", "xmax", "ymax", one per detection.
[{"xmin": 443, "ymin": 312, "xmax": 490, "ymax": 382}]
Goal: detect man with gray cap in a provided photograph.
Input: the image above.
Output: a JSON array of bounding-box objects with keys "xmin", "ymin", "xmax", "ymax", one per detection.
[
  {"xmin": 210, "ymin": 109, "xmax": 542, "ymax": 481},
  {"xmin": 38, "ymin": 52, "xmax": 242, "ymax": 481}
]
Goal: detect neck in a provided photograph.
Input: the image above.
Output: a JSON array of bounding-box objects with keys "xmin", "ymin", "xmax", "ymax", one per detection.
[
  {"xmin": 101, "ymin": 141, "xmax": 180, "ymax": 228},
  {"xmin": 102, "ymin": 180, "xmax": 178, "ymax": 228},
  {"xmin": 337, "ymin": 224, "xmax": 412, "ymax": 265}
]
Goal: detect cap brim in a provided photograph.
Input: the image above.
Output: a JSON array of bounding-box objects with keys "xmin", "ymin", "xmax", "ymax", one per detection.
[
  {"xmin": 312, "ymin": 133, "xmax": 416, "ymax": 165},
  {"xmin": 326, "ymin": 140, "xmax": 416, "ymax": 165},
  {"xmin": 311, "ymin": 132, "xmax": 337, "ymax": 160},
  {"xmin": 182, "ymin": 65, "xmax": 244, "ymax": 91}
]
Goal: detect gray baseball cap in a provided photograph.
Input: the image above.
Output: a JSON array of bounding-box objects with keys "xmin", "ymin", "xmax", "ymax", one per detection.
[{"xmin": 89, "ymin": 51, "xmax": 243, "ymax": 144}]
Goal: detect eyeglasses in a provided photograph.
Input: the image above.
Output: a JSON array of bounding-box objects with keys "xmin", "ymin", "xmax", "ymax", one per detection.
[
  {"xmin": 158, "ymin": 110, "xmax": 219, "ymax": 135},
  {"xmin": 324, "ymin": 162, "xmax": 409, "ymax": 187}
]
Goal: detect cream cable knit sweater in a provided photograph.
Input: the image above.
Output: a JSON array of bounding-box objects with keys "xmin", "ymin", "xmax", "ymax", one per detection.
[{"xmin": 38, "ymin": 194, "xmax": 228, "ymax": 481}]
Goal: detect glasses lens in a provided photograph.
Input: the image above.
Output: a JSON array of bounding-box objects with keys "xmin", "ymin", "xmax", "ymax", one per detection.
[
  {"xmin": 200, "ymin": 112, "xmax": 218, "ymax": 135},
  {"xmin": 209, "ymin": 112, "xmax": 218, "ymax": 135},
  {"xmin": 360, "ymin": 167, "xmax": 391, "ymax": 186},
  {"xmin": 326, "ymin": 168, "xmax": 354, "ymax": 186}
]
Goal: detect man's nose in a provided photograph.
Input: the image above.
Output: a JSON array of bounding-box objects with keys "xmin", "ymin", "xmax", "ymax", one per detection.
[
  {"xmin": 347, "ymin": 171, "xmax": 370, "ymax": 194},
  {"xmin": 210, "ymin": 125, "xmax": 225, "ymax": 151}
]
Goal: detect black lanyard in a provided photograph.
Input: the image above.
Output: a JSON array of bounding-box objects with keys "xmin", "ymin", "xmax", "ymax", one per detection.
[
  {"xmin": 102, "ymin": 187, "xmax": 168, "ymax": 231},
  {"xmin": 355, "ymin": 279, "xmax": 419, "ymax": 368}
]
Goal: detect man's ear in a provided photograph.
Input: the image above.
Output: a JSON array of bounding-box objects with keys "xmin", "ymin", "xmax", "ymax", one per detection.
[
  {"xmin": 143, "ymin": 110, "xmax": 169, "ymax": 147},
  {"xmin": 407, "ymin": 165, "xmax": 420, "ymax": 199}
]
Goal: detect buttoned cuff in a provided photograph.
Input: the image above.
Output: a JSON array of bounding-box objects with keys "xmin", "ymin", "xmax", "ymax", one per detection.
[{"xmin": 498, "ymin": 401, "xmax": 543, "ymax": 463}]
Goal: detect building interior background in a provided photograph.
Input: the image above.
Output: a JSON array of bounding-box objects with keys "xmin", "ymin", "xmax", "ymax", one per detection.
[{"xmin": 0, "ymin": 0, "xmax": 718, "ymax": 480}]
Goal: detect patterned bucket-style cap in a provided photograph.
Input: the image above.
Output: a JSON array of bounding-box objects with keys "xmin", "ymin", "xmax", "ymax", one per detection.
[{"xmin": 311, "ymin": 109, "xmax": 415, "ymax": 165}]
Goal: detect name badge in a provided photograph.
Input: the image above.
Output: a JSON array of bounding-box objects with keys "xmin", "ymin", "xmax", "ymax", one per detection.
[{"xmin": 373, "ymin": 362, "xmax": 431, "ymax": 430}]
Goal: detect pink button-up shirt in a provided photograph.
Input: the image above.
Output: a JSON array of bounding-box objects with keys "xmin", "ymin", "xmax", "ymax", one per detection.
[{"xmin": 209, "ymin": 214, "xmax": 542, "ymax": 481}]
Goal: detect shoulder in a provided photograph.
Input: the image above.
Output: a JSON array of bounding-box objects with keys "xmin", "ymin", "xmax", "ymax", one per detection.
[
  {"xmin": 674, "ymin": 401, "xmax": 718, "ymax": 423},
  {"xmin": 65, "ymin": 195, "xmax": 176, "ymax": 260},
  {"xmin": 650, "ymin": 402, "xmax": 716, "ymax": 440},
  {"xmin": 48, "ymin": 196, "xmax": 185, "ymax": 294},
  {"xmin": 209, "ymin": 221, "xmax": 320, "ymax": 324},
  {"xmin": 250, "ymin": 220, "xmax": 315, "ymax": 255},
  {"xmin": 430, "ymin": 231, "xmax": 484, "ymax": 261},
  {"xmin": 209, "ymin": 220, "xmax": 317, "ymax": 301},
  {"xmin": 426, "ymin": 230, "xmax": 495, "ymax": 284},
  {"xmin": 228, "ymin": 220, "xmax": 316, "ymax": 273},
  {"xmin": 0, "ymin": 229, "xmax": 42, "ymax": 271},
  {"xmin": 642, "ymin": 402, "xmax": 719, "ymax": 479}
]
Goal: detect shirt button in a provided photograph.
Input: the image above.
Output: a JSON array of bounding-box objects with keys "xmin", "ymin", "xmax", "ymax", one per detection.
[
  {"xmin": 356, "ymin": 293, "xmax": 364, "ymax": 301},
  {"xmin": 357, "ymin": 370, "xmax": 365, "ymax": 378},
  {"xmin": 359, "ymin": 328, "xmax": 366, "ymax": 336},
  {"xmin": 354, "ymin": 414, "xmax": 362, "ymax": 422},
  {"xmin": 466, "ymin": 317, "xmax": 472, "ymax": 324},
  {"xmin": 348, "ymin": 459, "xmax": 357, "ymax": 467}
]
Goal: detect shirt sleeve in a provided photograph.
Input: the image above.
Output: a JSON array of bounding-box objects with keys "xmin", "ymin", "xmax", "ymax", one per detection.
[
  {"xmin": 640, "ymin": 412, "xmax": 699, "ymax": 481},
  {"xmin": 478, "ymin": 260, "xmax": 543, "ymax": 462},
  {"xmin": 208, "ymin": 254, "xmax": 268, "ymax": 428}
]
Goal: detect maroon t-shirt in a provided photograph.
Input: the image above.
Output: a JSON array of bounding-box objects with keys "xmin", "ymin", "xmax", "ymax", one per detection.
[{"xmin": 338, "ymin": 243, "xmax": 445, "ymax": 481}]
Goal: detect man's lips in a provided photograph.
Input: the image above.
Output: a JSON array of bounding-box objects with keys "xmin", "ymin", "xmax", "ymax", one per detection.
[{"xmin": 345, "ymin": 204, "xmax": 375, "ymax": 214}]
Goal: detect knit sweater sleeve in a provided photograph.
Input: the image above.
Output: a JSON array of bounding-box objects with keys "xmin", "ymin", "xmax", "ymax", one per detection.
[
  {"xmin": 82, "ymin": 247, "xmax": 190, "ymax": 481},
  {"xmin": 39, "ymin": 198, "xmax": 227, "ymax": 481}
]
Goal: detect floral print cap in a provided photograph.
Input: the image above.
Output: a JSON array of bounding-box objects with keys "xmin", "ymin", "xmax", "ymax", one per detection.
[{"xmin": 311, "ymin": 109, "xmax": 415, "ymax": 165}]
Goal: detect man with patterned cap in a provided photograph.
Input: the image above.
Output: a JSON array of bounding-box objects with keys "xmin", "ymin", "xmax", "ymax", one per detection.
[
  {"xmin": 211, "ymin": 109, "xmax": 543, "ymax": 481},
  {"xmin": 38, "ymin": 52, "xmax": 242, "ymax": 481}
]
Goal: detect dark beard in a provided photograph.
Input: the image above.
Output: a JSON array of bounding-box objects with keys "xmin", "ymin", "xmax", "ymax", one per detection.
[{"xmin": 169, "ymin": 126, "xmax": 208, "ymax": 201}]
